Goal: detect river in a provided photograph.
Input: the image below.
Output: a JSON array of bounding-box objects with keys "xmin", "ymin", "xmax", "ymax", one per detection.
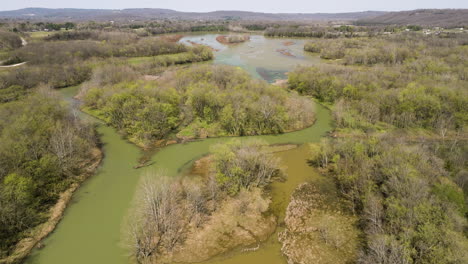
[{"xmin": 26, "ymin": 34, "xmax": 331, "ymax": 264}]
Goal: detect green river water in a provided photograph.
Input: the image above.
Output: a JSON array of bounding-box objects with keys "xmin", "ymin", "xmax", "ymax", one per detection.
[{"xmin": 26, "ymin": 34, "xmax": 332, "ymax": 264}]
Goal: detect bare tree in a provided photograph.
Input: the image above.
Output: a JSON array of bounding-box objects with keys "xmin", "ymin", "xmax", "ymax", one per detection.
[{"xmin": 126, "ymin": 173, "xmax": 183, "ymax": 262}]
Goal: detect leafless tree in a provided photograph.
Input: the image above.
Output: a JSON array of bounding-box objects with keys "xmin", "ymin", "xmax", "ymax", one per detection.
[{"xmin": 126, "ymin": 173, "xmax": 184, "ymax": 262}]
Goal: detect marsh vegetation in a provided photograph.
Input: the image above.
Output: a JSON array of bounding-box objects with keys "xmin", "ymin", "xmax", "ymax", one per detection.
[{"xmin": 126, "ymin": 140, "xmax": 282, "ymax": 263}]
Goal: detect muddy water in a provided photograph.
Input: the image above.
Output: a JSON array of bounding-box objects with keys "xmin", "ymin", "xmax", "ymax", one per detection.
[
  {"xmin": 199, "ymin": 144, "xmax": 321, "ymax": 264},
  {"xmin": 26, "ymin": 34, "xmax": 329, "ymax": 264},
  {"xmin": 180, "ymin": 34, "xmax": 319, "ymax": 82}
]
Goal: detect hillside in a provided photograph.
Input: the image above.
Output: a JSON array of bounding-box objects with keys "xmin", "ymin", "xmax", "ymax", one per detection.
[
  {"xmin": 0, "ymin": 8, "xmax": 385, "ymax": 22},
  {"xmin": 357, "ymin": 9, "xmax": 468, "ymax": 27}
]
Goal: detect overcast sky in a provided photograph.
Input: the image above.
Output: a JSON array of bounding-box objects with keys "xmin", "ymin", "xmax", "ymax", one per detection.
[{"xmin": 1, "ymin": 0, "xmax": 467, "ymax": 13}]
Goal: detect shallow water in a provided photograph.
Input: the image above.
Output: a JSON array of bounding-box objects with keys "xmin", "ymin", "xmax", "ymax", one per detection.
[
  {"xmin": 26, "ymin": 34, "xmax": 330, "ymax": 264},
  {"xmin": 180, "ymin": 34, "xmax": 319, "ymax": 82},
  {"xmin": 199, "ymin": 144, "xmax": 322, "ymax": 264}
]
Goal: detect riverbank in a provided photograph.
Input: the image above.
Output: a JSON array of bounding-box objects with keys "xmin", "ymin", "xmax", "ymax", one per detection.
[
  {"xmin": 127, "ymin": 142, "xmax": 292, "ymax": 263},
  {"xmin": 24, "ymin": 34, "xmax": 332, "ymax": 264},
  {"xmin": 1, "ymin": 148, "xmax": 103, "ymax": 264},
  {"xmin": 79, "ymin": 65, "xmax": 316, "ymax": 150}
]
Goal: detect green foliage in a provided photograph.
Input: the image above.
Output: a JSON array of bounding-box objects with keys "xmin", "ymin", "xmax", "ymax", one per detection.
[
  {"xmin": 0, "ymin": 89, "xmax": 97, "ymax": 256},
  {"xmin": 290, "ymin": 34, "xmax": 468, "ymax": 133},
  {"xmin": 13, "ymin": 37, "xmax": 188, "ymax": 65},
  {"xmin": 0, "ymin": 85, "xmax": 27, "ymax": 103},
  {"xmin": 190, "ymin": 25, "xmax": 228, "ymax": 32},
  {"xmin": 243, "ymin": 24, "xmax": 268, "ymax": 31},
  {"xmin": 433, "ymin": 180, "xmax": 467, "ymax": 215},
  {"xmin": 0, "ymin": 63, "xmax": 92, "ymax": 98},
  {"xmin": 129, "ymin": 46, "xmax": 214, "ymax": 67},
  {"xmin": 265, "ymin": 25, "xmax": 358, "ymax": 38},
  {"xmin": 288, "ymin": 67, "xmax": 341, "ymax": 102},
  {"xmin": 211, "ymin": 140, "xmax": 280, "ymax": 195},
  {"xmin": 83, "ymin": 65, "xmax": 314, "ymax": 146},
  {"xmin": 310, "ymin": 138, "xmax": 468, "ymax": 264},
  {"xmin": 0, "ymin": 33, "xmax": 210, "ymax": 103},
  {"xmin": 304, "ymin": 37, "xmax": 417, "ymax": 65},
  {"xmin": 0, "ymin": 30, "xmax": 22, "ymax": 51},
  {"xmin": 407, "ymin": 25, "xmax": 423, "ymax": 31},
  {"xmin": 303, "ymin": 42, "xmax": 322, "ymax": 53}
]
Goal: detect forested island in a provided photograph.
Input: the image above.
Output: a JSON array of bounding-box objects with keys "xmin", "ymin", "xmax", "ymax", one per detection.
[{"xmin": 0, "ymin": 6, "xmax": 467, "ymax": 264}]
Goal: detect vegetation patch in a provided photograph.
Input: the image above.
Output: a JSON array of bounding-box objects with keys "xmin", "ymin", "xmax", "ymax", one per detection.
[
  {"xmin": 290, "ymin": 34, "xmax": 467, "ymax": 134},
  {"xmin": 125, "ymin": 140, "xmax": 282, "ymax": 263},
  {"xmin": 276, "ymin": 48, "xmax": 295, "ymax": 57},
  {"xmin": 81, "ymin": 65, "xmax": 315, "ymax": 148},
  {"xmin": 216, "ymin": 35, "xmax": 250, "ymax": 44},
  {"xmin": 0, "ymin": 88, "xmax": 99, "ymax": 260},
  {"xmin": 279, "ymin": 182, "xmax": 360, "ymax": 264},
  {"xmin": 308, "ymin": 138, "xmax": 468, "ymax": 263},
  {"xmin": 283, "ymin": 30, "xmax": 468, "ymax": 264}
]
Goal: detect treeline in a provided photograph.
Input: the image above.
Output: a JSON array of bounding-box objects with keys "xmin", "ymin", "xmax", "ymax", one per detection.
[
  {"xmin": 309, "ymin": 137, "xmax": 468, "ymax": 263},
  {"xmin": 82, "ymin": 65, "xmax": 314, "ymax": 147},
  {"xmin": 303, "ymin": 37, "xmax": 416, "ymax": 62},
  {"xmin": 9, "ymin": 21, "xmax": 75, "ymax": 32},
  {"xmin": 13, "ymin": 37, "xmax": 188, "ymax": 64},
  {"xmin": 265, "ymin": 25, "xmax": 363, "ymax": 38},
  {"xmin": 303, "ymin": 33, "xmax": 467, "ymax": 64},
  {"xmin": 0, "ymin": 88, "xmax": 98, "ymax": 257},
  {"xmin": 290, "ymin": 34, "xmax": 467, "ymax": 132},
  {"xmin": 135, "ymin": 46, "xmax": 214, "ymax": 69},
  {"xmin": 0, "ymin": 30, "xmax": 22, "ymax": 51},
  {"xmin": 124, "ymin": 21, "xmax": 228, "ymax": 35},
  {"xmin": 290, "ymin": 30, "xmax": 468, "ymax": 264},
  {"xmin": 127, "ymin": 140, "xmax": 281, "ymax": 263},
  {"xmin": 0, "ymin": 34, "xmax": 212, "ymax": 102},
  {"xmin": 43, "ymin": 30, "xmax": 139, "ymax": 43},
  {"xmin": 264, "ymin": 24, "xmax": 437, "ymax": 38},
  {"xmin": 0, "ymin": 64, "xmax": 91, "ymax": 102}
]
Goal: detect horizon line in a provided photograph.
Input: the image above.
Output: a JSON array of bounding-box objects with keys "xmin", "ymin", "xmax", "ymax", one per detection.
[{"xmin": 0, "ymin": 7, "xmax": 467, "ymax": 14}]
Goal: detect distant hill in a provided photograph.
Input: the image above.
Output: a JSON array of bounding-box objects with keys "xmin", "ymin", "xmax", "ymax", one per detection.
[
  {"xmin": 0, "ymin": 8, "xmax": 386, "ymax": 22},
  {"xmin": 357, "ymin": 9, "xmax": 468, "ymax": 27}
]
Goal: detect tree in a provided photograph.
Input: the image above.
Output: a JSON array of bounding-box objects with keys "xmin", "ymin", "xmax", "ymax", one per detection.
[{"xmin": 211, "ymin": 140, "xmax": 281, "ymax": 195}]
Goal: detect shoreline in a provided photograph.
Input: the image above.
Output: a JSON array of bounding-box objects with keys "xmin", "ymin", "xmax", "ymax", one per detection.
[
  {"xmin": 81, "ymin": 103, "xmax": 317, "ymax": 151},
  {"xmin": 0, "ymin": 148, "xmax": 103, "ymax": 264}
]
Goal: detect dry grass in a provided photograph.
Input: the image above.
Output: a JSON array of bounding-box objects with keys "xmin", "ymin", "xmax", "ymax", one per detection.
[{"xmin": 279, "ymin": 182, "xmax": 360, "ymax": 264}]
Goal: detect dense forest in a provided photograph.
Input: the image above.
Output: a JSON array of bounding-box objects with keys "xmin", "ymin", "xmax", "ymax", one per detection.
[
  {"xmin": 290, "ymin": 31, "xmax": 468, "ymax": 263},
  {"xmin": 309, "ymin": 138, "xmax": 468, "ymax": 263},
  {"xmin": 82, "ymin": 65, "xmax": 314, "ymax": 147},
  {"xmin": 0, "ymin": 88, "xmax": 98, "ymax": 258},
  {"xmin": 291, "ymin": 33, "xmax": 467, "ymax": 132}
]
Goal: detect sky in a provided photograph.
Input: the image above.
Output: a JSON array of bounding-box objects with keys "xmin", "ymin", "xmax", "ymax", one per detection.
[{"xmin": 1, "ymin": 0, "xmax": 467, "ymax": 13}]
